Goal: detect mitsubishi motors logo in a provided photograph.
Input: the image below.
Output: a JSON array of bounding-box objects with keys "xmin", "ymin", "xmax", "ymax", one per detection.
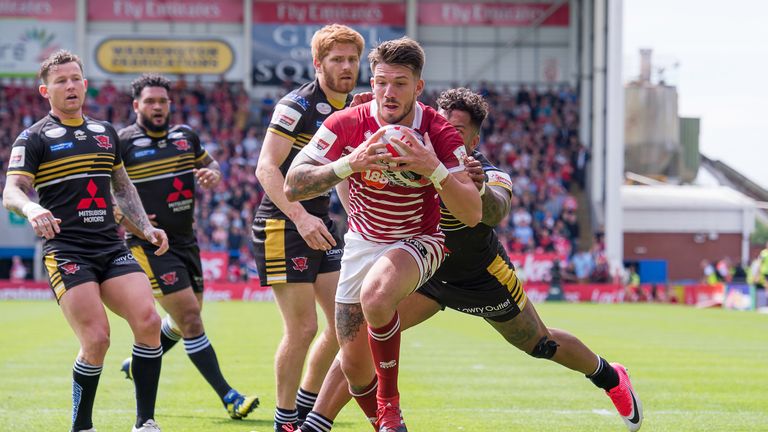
[
  {"xmin": 167, "ymin": 177, "xmax": 194, "ymax": 213},
  {"xmin": 77, "ymin": 179, "xmax": 106, "ymax": 209},
  {"xmin": 167, "ymin": 178, "xmax": 193, "ymax": 202}
]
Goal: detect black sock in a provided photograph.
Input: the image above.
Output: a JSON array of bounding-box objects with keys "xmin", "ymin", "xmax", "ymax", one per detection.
[
  {"xmin": 274, "ymin": 407, "xmax": 298, "ymax": 431},
  {"xmin": 296, "ymin": 387, "xmax": 318, "ymax": 425},
  {"xmin": 587, "ymin": 357, "xmax": 620, "ymax": 390},
  {"xmin": 72, "ymin": 359, "xmax": 102, "ymax": 431},
  {"xmin": 132, "ymin": 344, "xmax": 162, "ymax": 427},
  {"xmin": 160, "ymin": 316, "xmax": 181, "ymax": 354},
  {"xmin": 301, "ymin": 411, "xmax": 334, "ymax": 432},
  {"xmin": 184, "ymin": 333, "xmax": 232, "ymax": 400}
]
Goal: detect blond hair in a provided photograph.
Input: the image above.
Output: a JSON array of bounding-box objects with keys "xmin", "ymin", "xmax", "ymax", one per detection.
[{"xmin": 311, "ymin": 24, "xmax": 365, "ymax": 62}]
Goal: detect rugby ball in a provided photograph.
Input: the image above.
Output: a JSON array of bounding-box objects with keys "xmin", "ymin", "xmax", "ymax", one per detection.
[{"xmin": 378, "ymin": 125, "xmax": 431, "ymax": 188}]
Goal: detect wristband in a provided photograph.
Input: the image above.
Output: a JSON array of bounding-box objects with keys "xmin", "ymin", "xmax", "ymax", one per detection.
[
  {"xmin": 331, "ymin": 156, "xmax": 353, "ymax": 179},
  {"xmin": 479, "ymin": 182, "xmax": 486, "ymax": 196},
  {"xmin": 22, "ymin": 202, "xmax": 43, "ymax": 218},
  {"xmin": 429, "ymin": 163, "xmax": 450, "ymax": 190}
]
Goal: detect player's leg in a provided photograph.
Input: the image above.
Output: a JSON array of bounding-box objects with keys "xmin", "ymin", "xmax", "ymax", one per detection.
[
  {"xmin": 297, "ymin": 270, "xmax": 340, "ymax": 424},
  {"xmin": 488, "ymin": 301, "xmax": 642, "ymax": 431},
  {"xmin": 272, "ymin": 281, "xmax": 321, "ymax": 429},
  {"xmin": 300, "ymin": 292, "xmax": 440, "ymax": 432},
  {"xmin": 59, "ymin": 281, "xmax": 109, "ymax": 432},
  {"xmin": 101, "ymin": 271, "xmax": 162, "ymax": 431}
]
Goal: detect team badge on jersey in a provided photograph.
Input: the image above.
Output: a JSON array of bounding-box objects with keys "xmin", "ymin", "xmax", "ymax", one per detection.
[
  {"xmin": 9, "ymin": 147, "xmax": 25, "ymax": 168},
  {"xmin": 291, "ymin": 257, "xmax": 309, "ymax": 272},
  {"xmin": 60, "ymin": 263, "xmax": 80, "ymax": 275},
  {"xmin": 74, "ymin": 130, "xmax": 87, "ymax": 141},
  {"xmin": 159, "ymin": 272, "xmax": 178, "ymax": 286},
  {"xmin": 173, "ymin": 139, "xmax": 190, "ymax": 151},
  {"xmin": 94, "ymin": 135, "xmax": 112, "ymax": 150},
  {"xmin": 316, "ymin": 102, "xmax": 332, "ymax": 115}
]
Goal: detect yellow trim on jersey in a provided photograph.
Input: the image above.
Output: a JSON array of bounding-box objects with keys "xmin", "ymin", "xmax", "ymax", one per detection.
[
  {"xmin": 487, "ymin": 254, "xmax": 526, "ymax": 308},
  {"xmin": 61, "ymin": 118, "xmax": 84, "ymax": 127},
  {"xmin": 267, "ymin": 128, "xmax": 297, "ymax": 143},
  {"xmin": 44, "ymin": 253, "xmax": 67, "ymax": 300},
  {"xmin": 194, "ymin": 151, "xmax": 210, "ymax": 163},
  {"xmin": 146, "ymin": 130, "xmax": 167, "ymax": 138},
  {"xmin": 6, "ymin": 170, "xmax": 35, "ymax": 178},
  {"xmin": 328, "ymin": 97, "xmax": 346, "ymax": 110},
  {"xmin": 264, "ymin": 219, "xmax": 287, "ymax": 285},
  {"xmin": 113, "ymin": 161, "xmax": 124, "ymax": 171},
  {"xmin": 125, "ymin": 155, "xmax": 195, "ymax": 179},
  {"xmin": 130, "ymin": 245, "xmax": 161, "ymax": 297},
  {"xmin": 126, "ymin": 154, "xmax": 195, "ymax": 173},
  {"xmin": 38, "ymin": 153, "xmax": 114, "ymax": 170},
  {"xmin": 35, "ymin": 163, "xmax": 114, "ymax": 184}
]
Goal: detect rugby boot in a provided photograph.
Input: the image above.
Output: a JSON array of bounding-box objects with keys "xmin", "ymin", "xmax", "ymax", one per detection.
[
  {"xmin": 606, "ymin": 363, "xmax": 643, "ymax": 431},
  {"xmin": 377, "ymin": 402, "xmax": 407, "ymax": 432}
]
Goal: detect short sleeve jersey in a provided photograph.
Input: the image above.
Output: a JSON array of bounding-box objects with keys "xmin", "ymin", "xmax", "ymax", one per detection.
[
  {"xmin": 436, "ymin": 151, "xmax": 514, "ymax": 282},
  {"xmin": 302, "ymin": 101, "xmax": 468, "ymax": 243},
  {"xmin": 118, "ymin": 123, "xmax": 208, "ymax": 247},
  {"xmin": 255, "ymin": 79, "xmax": 350, "ymax": 219},
  {"xmin": 6, "ymin": 114, "xmax": 123, "ymax": 253}
]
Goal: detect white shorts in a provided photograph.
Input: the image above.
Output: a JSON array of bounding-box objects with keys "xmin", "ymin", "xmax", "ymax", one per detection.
[{"xmin": 335, "ymin": 231, "xmax": 447, "ymax": 304}]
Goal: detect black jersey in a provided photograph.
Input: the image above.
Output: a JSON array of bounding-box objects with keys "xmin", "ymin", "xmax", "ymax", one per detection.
[
  {"xmin": 436, "ymin": 151, "xmax": 514, "ymax": 282},
  {"xmin": 6, "ymin": 113, "xmax": 123, "ymax": 254},
  {"xmin": 118, "ymin": 123, "xmax": 208, "ymax": 247},
  {"xmin": 255, "ymin": 79, "xmax": 350, "ymax": 219}
]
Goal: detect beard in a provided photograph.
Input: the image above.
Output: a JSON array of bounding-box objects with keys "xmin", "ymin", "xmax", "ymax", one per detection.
[
  {"xmin": 380, "ymin": 97, "xmax": 414, "ymax": 125},
  {"xmin": 140, "ymin": 112, "xmax": 169, "ymax": 133},
  {"xmin": 322, "ymin": 65, "xmax": 357, "ymax": 94}
]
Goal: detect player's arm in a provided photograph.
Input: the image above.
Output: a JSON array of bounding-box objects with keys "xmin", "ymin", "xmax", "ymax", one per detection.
[
  {"xmin": 465, "ymin": 157, "xmax": 512, "ymax": 227},
  {"xmin": 193, "ymin": 153, "xmax": 222, "ymax": 190},
  {"xmin": 3, "ymin": 174, "xmax": 61, "ymax": 239},
  {"xmin": 390, "ymin": 131, "xmax": 481, "ymax": 227},
  {"xmin": 111, "ymin": 166, "xmax": 169, "ymax": 255},
  {"xmin": 284, "ymin": 128, "xmax": 388, "ymax": 202}
]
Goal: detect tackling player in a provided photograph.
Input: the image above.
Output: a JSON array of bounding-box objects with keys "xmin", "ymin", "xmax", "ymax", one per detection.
[
  {"xmin": 116, "ymin": 73, "xmax": 259, "ymax": 420},
  {"xmin": 2, "ymin": 50, "xmax": 168, "ymax": 432},
  {"xmin": 284, "ymin": 38, "xmax": 482, "ymax": 432},
  {"xmin": 252, "ymin": 24, "xmax": 365, "ymax": 431}
]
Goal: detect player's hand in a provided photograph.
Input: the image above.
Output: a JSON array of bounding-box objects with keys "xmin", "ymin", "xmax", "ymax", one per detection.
[
  {"xmin": 24, "ymin": 203, "xmax": 61, "ymax": 239},
  {"xmin": 464, "ymin": 156, "xmax": 485, "ymax": 191},
  {"xmin": 347, "ymin": 128, "xmax": 392, "ymax": 173},
  {"xmin": 388, "ymin": 131, "xmax": 441, "ymax": 176},
  {"xmin": 193, "ymin": 168, "xmax": 221, "ymax": 189},
  {"xmin": 351, "ymin": 92, "xmax": 374, "ymax": 107},
  {"xmin": 295, "ymin": 212, "xmax": 336, "ymax": 251},
  {"xmin": 144, "ymin": 227, "xmax": 169, "ymax": 256}
]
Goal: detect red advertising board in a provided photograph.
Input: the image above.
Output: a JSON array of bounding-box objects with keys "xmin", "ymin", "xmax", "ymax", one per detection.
[
  {"xmin": 88, "ymin": 0, "xmax": 243, "ymax": 22},
  {"xmin": 0, "ymin": 0, "xmax": 75, "ymax": 20},
  {"xmin": 200, "ymin": 251, "xmax": 229, "ymax": 282},
  {"xmin": 524, "ymin": 283, "xmax": 625, "ymax": 304},
  {"xmin": 508, "ymin": 253, "xmax": 562, "ymax": 283},
  {"xmin": 203, "ymin": 281, "xmax": 273, "ymax": 302},
  {"xmin": 0, "ymin": 280, "xmax": 53, "ymax": 300},
  {"xmin": 254, "ymin": 1, "xmax": 406, "ymax": 25},
  {"xmin": 418, "ymin": 2, "xmax": 569, "ymax": 27}
]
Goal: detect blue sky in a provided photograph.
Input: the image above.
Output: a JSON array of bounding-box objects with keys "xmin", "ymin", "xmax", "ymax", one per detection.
[{"xmin": 623, "ymin": 0, "xmax": 768, "ymax": 189}]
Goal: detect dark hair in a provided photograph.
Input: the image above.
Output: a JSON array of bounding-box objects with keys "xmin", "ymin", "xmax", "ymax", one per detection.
[
  {"xmin": 436, "ymin": 88, "xmax": 489, "ymax": 130},
  {"xmin": 39, "ymin": 50, "xmax": 84, "ymax": 84},
  {"xmin": 368, "ymin": 37, "xmax": 425, "ymax": 77},
  {"xmin": 131, "ymin": 73, "xmax": 171, "ymax": 99}
]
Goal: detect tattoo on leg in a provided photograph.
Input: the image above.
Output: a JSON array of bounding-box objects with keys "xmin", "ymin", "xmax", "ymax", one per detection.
[
  {"xmin": 336, "ymin": 303, "xmax": 366, "ymax": 343},
  {"xmin": 491, "ymin": 314, "xmax": 539, "ymax": 347}
]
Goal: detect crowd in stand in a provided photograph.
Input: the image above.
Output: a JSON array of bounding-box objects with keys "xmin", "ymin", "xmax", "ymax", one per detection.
[{"xmin": 1, "ymin": 77, "xmax": 609, "ymax": 283}]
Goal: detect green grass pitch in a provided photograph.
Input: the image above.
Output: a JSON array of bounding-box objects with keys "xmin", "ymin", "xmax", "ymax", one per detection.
[{"xmin": 1, "ymin": 301, "xmax": 767, "ymax": 431}]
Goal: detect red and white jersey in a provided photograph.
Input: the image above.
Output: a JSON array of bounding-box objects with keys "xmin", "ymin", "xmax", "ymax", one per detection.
[{"xmin": 304, "ymin": 101, "xmax": 467, "ymax": 243}]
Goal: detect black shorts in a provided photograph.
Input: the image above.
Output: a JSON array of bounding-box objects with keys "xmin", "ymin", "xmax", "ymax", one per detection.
[
  {"xmin": 252, "ymin": 216, "xmax": 344, "ymax": 286},
  {"xmin": 417, "ymin": 252, "xmax": 528, "ymax": 322},
  {"xmin": 43, "ymin": 244, "xmax": 144, "ymax": 302},
  {"xmin": 128, "ymin": 242, "xmax": 203, "ymax": 298}
]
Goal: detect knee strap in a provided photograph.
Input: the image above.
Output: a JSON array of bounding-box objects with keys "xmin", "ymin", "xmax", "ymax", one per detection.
[{"xmin": 530, "ymin": 336, "xmax": 559, "ymax": 359}]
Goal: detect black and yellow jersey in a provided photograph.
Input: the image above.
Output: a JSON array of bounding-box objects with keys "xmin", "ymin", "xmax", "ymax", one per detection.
[
  {"xmin": 437, "ymin": 151, "xmax": 514, "ymax": 282},
  {"xmin": 118, "ymin": 123, "xmax": 208, "ymax": 247},
  {"xmin": 6, "ymin": 113, "xmax": 123, "ymax": 253},
  {"xmin": 255, "ymin": 79, "xmax": 350, "ymax": 218}
]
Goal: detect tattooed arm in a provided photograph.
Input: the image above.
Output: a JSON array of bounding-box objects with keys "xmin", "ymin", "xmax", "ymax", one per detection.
[
  {"xmin": 3, "ymin": 174, "xmax": 61, "ymax": 239},
  {"xmin": 111, "ymin": 166, "xmax": 169, "ymax": 255},
  {"xmin": 284, "ymin": 128, "xmax": 388, "ymax": 202},
  {"xmin": 480, "ymin": 183, "xmax": 512, "ymax": 227}
]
